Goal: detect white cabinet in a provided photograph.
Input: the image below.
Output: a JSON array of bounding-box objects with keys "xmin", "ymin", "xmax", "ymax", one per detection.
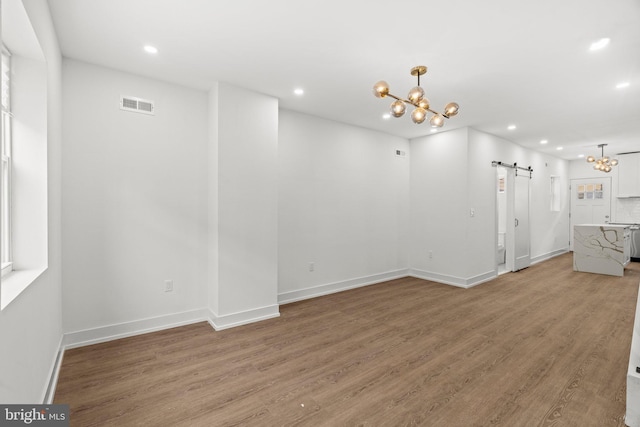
[{"xmin": 618, "ymin": 153, "xmax": 640, "ymax": 197}]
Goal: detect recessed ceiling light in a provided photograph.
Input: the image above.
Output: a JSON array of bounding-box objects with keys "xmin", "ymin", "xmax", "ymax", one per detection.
[
  {"xmin": 294, "ymin": 88, "xmax": 304, "ymax": 96},
  {"xmin": 507, "ymin": 124, "xmax": 516, "ymax": 130},
  {"xmin": 578, "ymin": 154, "xmax": 585, "ymax": 158},
  {"xmin": 556, "ymin": 147, "xmax": 563, "ymax": 151},
  {"xmin": 616, "ymin": 81, "xmax": 630, "ymax": 89},
  {"xmin": 540, "ymin": 139, "xmax": 548, "ymax": 144},
  {"xmin": 382, "ymin": 113, "xmax": 391, "ymax": 120},
  {"xmin": 430, "ymin": 128, "xmax": 438, "ymax": 133},
  {"xmin": 144, "ymin": 45, "xmax": 158, "ymax": 54},
  {"xmin": 589, "ymin": 38, "xmax": 610, "ymax": 51}
]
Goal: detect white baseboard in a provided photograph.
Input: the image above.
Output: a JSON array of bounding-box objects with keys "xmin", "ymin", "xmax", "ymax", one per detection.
[
  {"xmin": 409, "ymin": 268, "xmax": 496, "ymax": 289},
  {"xmin": 277, "ymin": 269, "xmax": 410, "ymax": 305},
  {"xmin": 208, "ymin": 304, "xmax": 280, "ymax": 331},
  {"xmin": 531, "ymin": 248, "xmax": 569, "ymax": 265},
  {"xmin": 62, "ymin": 308, "xmax": 210, "ymax": 349},
  {"xmin": 42, "ymin": 336, "xmax": 64, "ymax": 404}
]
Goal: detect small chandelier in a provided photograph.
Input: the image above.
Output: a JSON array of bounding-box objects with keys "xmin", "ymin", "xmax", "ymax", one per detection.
[
  {"xmin": 373, "ymin": 65, "xmax": 459, "ymax": 127},
  {"xmin": 586, "ymin": 143, "xmax": 618, "ymax": 173}
]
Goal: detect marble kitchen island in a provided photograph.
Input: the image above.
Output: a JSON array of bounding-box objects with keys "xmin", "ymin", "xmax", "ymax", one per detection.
[{"xmin": 573, "ymin": 224, "xmax": 631, "ymax": 276}]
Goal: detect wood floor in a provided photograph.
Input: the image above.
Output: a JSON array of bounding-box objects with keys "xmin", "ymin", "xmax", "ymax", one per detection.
[{"xmin": 55, "ymin": 253, "xmax": 640, "ymax": 426}]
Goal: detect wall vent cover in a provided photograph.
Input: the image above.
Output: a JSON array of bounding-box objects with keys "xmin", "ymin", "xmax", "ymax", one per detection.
[{"xmin": 120, "ymin": 95, "xmax": 155, "ymax": 115}]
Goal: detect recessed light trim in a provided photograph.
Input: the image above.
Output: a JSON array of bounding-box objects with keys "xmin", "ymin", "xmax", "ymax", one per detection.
[
  {"xmin": 382, "ymin": 113, "xmax": 391, "ymax": 120},
  {"xmin": 540, "ymin": 139, "xmax": 548, "ymax": 144},
  {"xmin": 507, "ymin": 124, "xmax": 516, "ymax": 130},
  {"xmin": 578, "ymin": 154, "xmax": 585, "ymax": 158},
  {"xmin": 294, "ymin": 88, "xmax": 304, "ymax": 96},
  {"xmin": 589, "ymin": 38, "xmax": 610, "ymax": 51},
  {"xmin": 556, "ymin": 147, "xmax": 563, "ymax": 151},
  {"xmin": 616, "ymin": 82, "xmax": 630, "ymax": 89},
  {"xmin": 144, "ymin": 45, "xmax": 158, "ymax": 54}
]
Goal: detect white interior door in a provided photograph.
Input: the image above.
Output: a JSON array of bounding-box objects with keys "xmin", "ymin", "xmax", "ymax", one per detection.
[
  {"xmin": 505, "ymin": 169, "xmax": 531, "ymax": 272},
  {"xmin": 569, "ymin": 177, "xmax": 611, "ymax": 250},
  {"xmin": 513, "ymin": 173, "xmax": 531, "ymax": 271}
]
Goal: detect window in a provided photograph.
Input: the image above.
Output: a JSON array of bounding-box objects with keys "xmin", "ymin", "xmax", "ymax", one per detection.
[
  {"xmin": 576, "ymin": 183, "xmax": 603, "ymax": 201},
  {"xmin": 0, "ymin": 4, "xmax": 48, "ymax": 310},
  {"xmin": 1, "ymin": 47, "xmax": 12, "ymax": 277}
]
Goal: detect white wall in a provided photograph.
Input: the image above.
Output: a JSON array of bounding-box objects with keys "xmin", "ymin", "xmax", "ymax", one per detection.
[
  {"xmin": 0, "ymin": 0, "xmax": 63, "ymax": 403},
  {"xmin": 410, "ymin": 128, "xmax": 471, "ymax": 281},
  {"xmin": 467, "ymin": 128, "xmax": 570, "ymax": 265},
  {"xmin": 208, "ymin": 82, "xmax": 279, "ymax": 328},
  {"xmin": 61, "ymin": 60, "xmax": 209, "ymax": 338},
  {"xmin": 410, "ymin": 127, "xmax": 570, "ymax": 286},
  {"xmin": 278, "ymin": 110, "xmax": 410, "ymax": 302}
]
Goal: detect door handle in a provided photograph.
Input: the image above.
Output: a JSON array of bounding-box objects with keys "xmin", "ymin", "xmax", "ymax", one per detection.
[{"xmin": 515, "ymin": 218, "xmax": 519, "ymax": 227}]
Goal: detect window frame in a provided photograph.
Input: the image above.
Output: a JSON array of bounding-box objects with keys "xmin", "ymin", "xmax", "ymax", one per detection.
[{"xmin": 1, "ymin": 46, "xmax": 13, "ymax": 277}]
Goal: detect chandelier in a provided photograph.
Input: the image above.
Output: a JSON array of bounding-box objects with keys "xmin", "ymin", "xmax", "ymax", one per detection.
[
  {"xmin": 373, "ymin": 65, "xmax": 459, "ymax": 127},
  {"xmin": 586, "ymin": 144, "xmax": 618, "ymax": 173}
]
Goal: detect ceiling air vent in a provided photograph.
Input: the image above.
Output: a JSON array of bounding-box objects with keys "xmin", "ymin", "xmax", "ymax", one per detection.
[{"xmin": 120, "ymin": 95, "xmax": 155, "ymax": 115}]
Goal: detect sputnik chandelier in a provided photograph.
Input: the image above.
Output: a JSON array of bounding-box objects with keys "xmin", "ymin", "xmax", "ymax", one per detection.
[
  {"xmin": 586, "ymin": 143, "xmax": 618, "ymax": 173},
  {"xmin": 373, "ymin": 65, "xmax": 459, "ymax": 127}
]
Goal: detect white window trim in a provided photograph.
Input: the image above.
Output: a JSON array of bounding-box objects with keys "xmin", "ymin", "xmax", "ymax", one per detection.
[
  {"xmin": 0, "ymin": 5, "xmax": 49, "ymax": 310},
  {"xmin": 1, "ymin": 46, "xmax": 13, "ymax": 278}
]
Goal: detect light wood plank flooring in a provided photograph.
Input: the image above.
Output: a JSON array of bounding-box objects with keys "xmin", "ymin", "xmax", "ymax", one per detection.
[{"xmin": 55, "ymin": 253, "xmax": 640, "ymax": 426}]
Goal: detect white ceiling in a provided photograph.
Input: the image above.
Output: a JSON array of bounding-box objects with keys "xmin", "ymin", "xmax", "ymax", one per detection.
[{"xmin": 47, "ymin": 0, "xmax": 640, "ymax": 160}]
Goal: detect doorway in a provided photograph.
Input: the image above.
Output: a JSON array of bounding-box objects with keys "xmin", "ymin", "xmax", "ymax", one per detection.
[
  {"xmin": 496, "ymin": 165, "xmax": 531, "ymax": 273},
  {"xmin": 496, "ymin": 166, "xmax": 508, "ymax": 274}
]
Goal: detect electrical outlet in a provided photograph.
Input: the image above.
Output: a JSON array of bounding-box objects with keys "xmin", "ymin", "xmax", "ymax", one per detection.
[
  {"xmin": 309, "ymin": 262, "xmax": 315, "ymax": 272},
  {"xmin": 165, "ymin": 279, "xmax": 173, "ymax": 292}
]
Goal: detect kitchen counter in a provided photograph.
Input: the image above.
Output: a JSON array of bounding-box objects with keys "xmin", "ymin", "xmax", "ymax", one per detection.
[{"xmin": 573, "ymin": 224, "xmax": 631, "ymax": 276}]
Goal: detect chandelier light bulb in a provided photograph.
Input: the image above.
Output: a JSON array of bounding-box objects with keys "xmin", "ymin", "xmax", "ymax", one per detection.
[
  {"xmin": 411, "ymin": 107, "xmax": 427, "ymax": 124},
  {"xmin": 390, "ymin": 100, "xmax": 406, "ymax": 117},
  {"xmin": 417, "ymin": 98, "xmax": 430, "ymax": 110},
  {"xmin": 408, "ymin": 86, "xmax": 425, "ymax": 103},
  {"xmin": 430, "ymin": 113, "xmax": 445, "ymax": 127},
  {"xmin": 604, "ymin": 165, "xmax": 612, "ymax": 173},
  {"xmin": 586, "ymin": 155, "xmax": 595, "ymax": 163},
  {"xmin": 444, "ymin": 102, "xmax": 459, "ymax": 117},
  {"xmin": 373, "ymin": 81, "xmax": 390, "ymax": 98},
  {"xmin": 610, "ymin": 158, "xmax": 619, "ymax": 166}
]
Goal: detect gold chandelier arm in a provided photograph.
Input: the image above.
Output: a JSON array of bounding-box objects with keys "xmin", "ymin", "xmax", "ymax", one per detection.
[
  {"xmin": 388, "ymin": 92, "xmax": 446, "ymax": 117},
  {"xmin": 386, "ymin": 90, "xmax": 453, "ymax": 122},
  {"xmin": 386, "ymin": 93, "xmax": 405, "ymax": 102}
]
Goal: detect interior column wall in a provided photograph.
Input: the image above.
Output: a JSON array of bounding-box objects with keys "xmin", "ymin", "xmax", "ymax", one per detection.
[{"xmin": 209, "ymin": 82, "xmax": 279, "ymax": 329}]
